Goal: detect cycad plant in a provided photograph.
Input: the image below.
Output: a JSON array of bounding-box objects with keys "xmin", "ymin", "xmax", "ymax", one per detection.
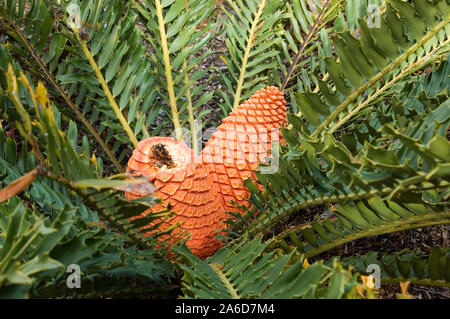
[{"xmin": 0, "ymin": 0, "xmax": 449, "ymax": 299}]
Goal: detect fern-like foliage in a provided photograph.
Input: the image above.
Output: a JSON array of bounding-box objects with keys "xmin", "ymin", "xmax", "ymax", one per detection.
[
  {"xmin": 0, "ymin": 195, "xmax": 175, "ymax": 298},
  {"xmin": 1, "ymin": 0, "xmax": 449, "ymax": 298},
  {"xmin": 217, "ymin": 0, "xmax": 286, "ymax": 114},
  {"xmin": 131, "ymin": 0, "xmax": 216, "ymax": 150},
  {"xmin": 0, "ymin": 133, "xmax": 176, "ymax": 298},
  {"xmin": 230, "ymin": 95, "xmax": 449, "ymax": 239},
  {"xmin": 282, "ymin": 0, "xmax": 389, "ymax": 94},
  {"xmin": 340, "ymin": 247, "xmax": 450, "ymax": 287},
  {"xmin": 211, "ymin": 3, "xmax": 450, "ymax": 294},
  {"xmin": 292, "ymin": 0, "xmax": 449, "ymax": 136},
  {"xmin": 0, "ymin": 127, "xmax": 97, "ymax": 223},
  {"xmin": 0, "ymin": 198, "xmax": 69, "ymax": 298},
  {"xmin": 0, "ymin": 0, "xmax": 165, "ymax": 165},
  {"xmin": 270, "ymin": 197, "xmax": 448, "ymax": 258},
  {"xmin": 0, "ymin": 69, "xmax": 181, "ymax": 298},
  {"xmin": 2, "ymin": 65, "xmax": 185, "ymax": 252},
  {"xmin": 177, "ymin": 236, "xmax": 365, "ymax": 299}
]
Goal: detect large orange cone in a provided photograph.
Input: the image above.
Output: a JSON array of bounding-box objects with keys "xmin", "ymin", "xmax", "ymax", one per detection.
[
  {"xmin": 201, "ymin": 86, "xmax": 287, "ymax": 215},
  {"xmin": 125, "ymin": 137, "xmax": 225, "ymax": 258}
]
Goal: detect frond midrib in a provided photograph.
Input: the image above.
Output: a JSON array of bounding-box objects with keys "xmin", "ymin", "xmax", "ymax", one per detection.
[
  {"xmin": 382, "ymin": 277, "xmax": 450, "ymax": 288},
  {"xmin": 210, "ymin": 263, "xmax": 241, "ymax": 299},
  {"xmin": 276, "ymin": 211, "xmax": 450, "ymax": 259},
  {"xmin": 232, "ymin": 0, "xmax": 267, "ymax": 110},
  {"xmin": 243, "ymin": 181, "xmax": 449, "ymax": 239}
]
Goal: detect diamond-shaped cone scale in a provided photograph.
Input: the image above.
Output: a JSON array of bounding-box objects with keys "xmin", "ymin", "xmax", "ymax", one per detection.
[
  {"xmin": 201, "ymin": 86, "xmax": 287, "ymax": 215},
  {"xmin": 125, "ymin": 137, "xmax": 226, "ymax": 258}
]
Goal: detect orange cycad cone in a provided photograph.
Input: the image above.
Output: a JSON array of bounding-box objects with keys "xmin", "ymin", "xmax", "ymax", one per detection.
[
  {"xmin": 125, "ymin": 137, "xmax": 226, "ymax": 258},
  {"xmin": 125, "ymin": 86, "xmax": 286, "ymax": 258},
  {"xmin": 201, "ymin": 86, "xmax": 287, "ymax": 215}
]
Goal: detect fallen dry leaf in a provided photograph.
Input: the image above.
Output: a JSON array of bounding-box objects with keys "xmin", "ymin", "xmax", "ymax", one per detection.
[{"xmin": 0, "ymin": 168, "xmax": 38, "ymax": 203}]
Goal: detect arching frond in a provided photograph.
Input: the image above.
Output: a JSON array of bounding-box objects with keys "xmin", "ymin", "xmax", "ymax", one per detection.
[
  {"xmin": 177, "ymin": 235, "xmax": 365, "ymax": 299},
  {"xmin": 340, "ymin": 247, "xmax": 450, "ymax": 287}
]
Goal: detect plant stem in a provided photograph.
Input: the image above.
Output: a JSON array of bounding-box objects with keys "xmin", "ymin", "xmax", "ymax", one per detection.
[
  {"xmin": 382, "ymin": 278, "xmax": 450, "ymax": 288},
  {"xmin": 154, "ymin": 0, "xmax": 183, "ymax": 141},
  {"xmin": 74, "ymin": 32, "xmax": 139, "ymax": 148},
  {"xmin": 280, "ymin": 0, "xmax": 332, "ymax": 92},
  {"xmin": 183, "ymin": 60, "xmax": 199, "ymax": 155},
  {"xmin": 210, "ymin": 263, "xmax": 240, "ymax": 299},
  {"xmin": 328, "ymin": 39, "xmax": 450, "ymax": 134},
  {"xmin": 243, "ymin": 181, "xmax": 449, "ymax": 239},
  {"xmin": 232, "ymin": 0, "xmax": 267, "ymax": 110},
  {"xmin": 304, "ymin": 215, "xmax": 450, "ymax": 258},
  {"xmin": 40, "ymin": 167, "xmax": 152, "ymax": 250}
]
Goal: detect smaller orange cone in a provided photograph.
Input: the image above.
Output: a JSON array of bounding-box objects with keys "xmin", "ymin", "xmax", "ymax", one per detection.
[{"xmin": 125, "ymin": 137, "xmax": 225, "ymax": 258}]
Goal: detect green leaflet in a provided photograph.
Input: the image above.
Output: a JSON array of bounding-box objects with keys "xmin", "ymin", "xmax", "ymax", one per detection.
[
  {"xmin": 0, "ymin": 196, "xmax": 174, "ymax": 298},
  {"xmin": 134, "ymin": 0, "xmax": 215, "ymax": 146}
]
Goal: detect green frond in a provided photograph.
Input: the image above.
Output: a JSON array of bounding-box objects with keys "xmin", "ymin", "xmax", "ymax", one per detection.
[
  {"xmin": 132, "ymin": 0, "xmax": 216, "ymax": 145},
  {"xmin": 288, "ymin": 0, "xmax": 449, "ymax": 136},
  {"xmin": 269, "ymin": 198, "xmax": 449, "ymax": 258},
  {"xmin": 0, "ymin": 0, "xmax": 448, "ymax": 299},
  {"xmin": 218, "ymin": 0, "xmax": 285, "ymax": 114},
  {"xmin": 0, "ymin": 0, "xmax": 192, "ymax": 164},
  {"xmin": 281, "ymin": 0, "xmax": 388, "ymax": 92},
  {"xmin": 176, "ymin": 235, "xmax": 364, "ymax": 299},
  {"xmin": 0, "ymin": 0, "xmax": 134, "ymax": 169},
  {"xmin": 0, "ymin": 198, "xmax": 70, "ymax": 298},
  {"xmin": 0, "ymin": 195, "xmax": 175, "ymax": 298},
  {"xmin": 230, "ymin": 86, "xmax": 449, "ymax": 240},
  {"xmin": 281, "ymin": 0, "xmax": 339, "ymax": 90},
  {"xmin": 2, "ymin": 67, "xmax": 185, "ymax": 252},
  {"xmin": 340, "ymin": 247, "xmax": 450, "ymax": 287},
  {"xmin": 0, "ymin": 128, "xmax": 97, "ymax": 223},
  {"xmin": 0, "ymin": 131, "xmax": 175, "ymax": 298}
]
